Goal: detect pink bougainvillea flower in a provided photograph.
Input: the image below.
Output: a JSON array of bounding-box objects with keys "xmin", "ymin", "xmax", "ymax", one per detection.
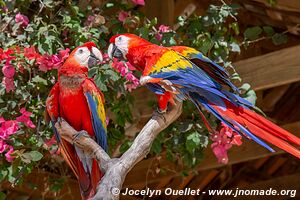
[
  {"xmin": 210, "ymin": 132, "xmax": 232, "ymax": 164},
  {"xmin": 1, "ymin": 49, "xmax": 15, "ymax": 62},
  {"xmin": 220, "ymin": 123, "xmax": 243, "ymax": 146},
  {"xmin": 59, "ymin": 48, "xmax": 70, "ymax": 60},
  {"xmin": 132, "ymin": 0, "xmax": 145, "ymax": 6},
  {"xmin": 101, "ymin": 53, "xmax": 110, "ymax": 64},
  {"xmin": 111, "ymin": 59, "xmax": 140, "ymax": 91},
  {"xmin": 231, "ymin": 134, "xmax": 243, "ymax": 146},
  {"xmin": 125, "ymin": 61, "xmax": 136, "ymax": 71},
  {"xmin": 0, "ymin": 48, "xmax": 3, "ymax": 61},
  {"xmin": 211, "ymin": 141, "xmax": 231, "ymax": 164},
  {"xmin": 155, "ymin": 25, "xmax": 171, "ymax": 41},
  {"xmin": 16, "ymin": 108, "xmax": 36, "ymax": 129},
  {"xmin": 5, "ymin": 146, "xmax": 14, "ymax": 162},
  {"xmin": 0, "ymin": 118, "xmax": 17, "ymax": 162},
  {"xmin": 0, "ymin": 120, "xmax": 19, "ymax": 139},
  {"xmin": 45, "ymin": 135, "xmax": 57, "ymax": 148},
  {"xmin": 155, "ymin": 33, "xmax": 163, "ymax": 42},
  {"xmin": 2, "ymin": 77, "xmax": 15, "ymax": 93},
  {"xmin": 210, "ymin": 123, "xmax": 242, "ymax": 164},
  {"xmin": 15, "ymin": 13, "xmax": 29, "ymax": 28},
  {"xmin": 1, "ymin": 6, "xmax": 8, "ymax": 13},
  {"xmin": 106, "ymin": 116, "xmax": 109, "ymax": 126},
  {"xmin": 24, "ymin": 46, "xmax": 40, "ymax": 60},
  {"xmin": 0, "ymin": 140, "xmax": 8, "ymax": 153},
  {"xmin": 118, "ymin": 11, "xmax": 130, "ymax": 22},
  {"xmin": 44, "ymin": 135, "xmax": 60, "ymax": 155},
  {"xmin": 2, "ymin": 62, "xmax": 15, "ymax": 78},
  {"xmin": 125, "ymin": 72, "xmax": 138, "ymax": 83},
  {"xmin": 158, "ymin": 25, "xmax": 171, "ymax": 33},
  {"xmin": 17, "ymin": 63, "xmax": 25, "ymax": 74},
  {"xmin": 36, "ymin": 48, "xmax": 69, "ymax": 72}
]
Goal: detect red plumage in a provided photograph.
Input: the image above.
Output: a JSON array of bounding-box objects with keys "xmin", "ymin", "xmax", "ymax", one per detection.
[{"xmin": 46, "ymin": 42, "xmax": 106, "ymax": 199}]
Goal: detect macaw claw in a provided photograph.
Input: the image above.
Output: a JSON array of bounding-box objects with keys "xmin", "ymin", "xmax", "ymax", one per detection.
[{"xmin": 73, "ymin": 130, "xmax": 89, "ymax": 144}]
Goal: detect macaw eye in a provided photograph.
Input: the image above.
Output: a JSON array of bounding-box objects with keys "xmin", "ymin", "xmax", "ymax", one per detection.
[
  {"xmin": 118, "ymin": 36, "xmax": 122, "ymax": 41},
  {"xmin": 79, "ymin": 49, "xmax": 83, "ymax": 54}
]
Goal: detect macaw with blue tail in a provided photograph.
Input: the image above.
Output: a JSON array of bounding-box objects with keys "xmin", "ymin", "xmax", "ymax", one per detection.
[
  {"xmin": 108, "ymin": 33, "xmax": 300, "ymax": 159},
  {"xmin": 46, "ymin": 42, "xmax": 107, "ymax": 199}
]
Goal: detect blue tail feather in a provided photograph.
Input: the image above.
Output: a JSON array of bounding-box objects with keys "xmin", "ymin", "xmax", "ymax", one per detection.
[{"xmin": 190, "ymin": 93, "xmax": 275, "ymax": 152}]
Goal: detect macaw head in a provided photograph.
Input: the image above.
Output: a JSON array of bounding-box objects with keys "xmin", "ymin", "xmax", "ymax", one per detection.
[
  {"xmin": 61, "ymin": 42, "xmax": 103, "ymax": 74},
  {"xmin": 108, "ymin": 33, "xmax": 150, "ymax": 61}
]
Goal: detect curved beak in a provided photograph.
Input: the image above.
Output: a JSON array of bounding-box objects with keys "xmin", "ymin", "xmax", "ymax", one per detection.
[
  {"xmin": 88, "ymin": 46, "xmax": 103, "ymax": 68},
  {"xmin": 108, "ymin": 43, "xmax": 124, "ymax": 60}
]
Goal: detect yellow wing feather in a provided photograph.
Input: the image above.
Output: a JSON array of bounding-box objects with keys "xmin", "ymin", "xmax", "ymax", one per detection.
[{"xmin": 146, "ymin": 50, "xmax": 193, "ymax": 75}]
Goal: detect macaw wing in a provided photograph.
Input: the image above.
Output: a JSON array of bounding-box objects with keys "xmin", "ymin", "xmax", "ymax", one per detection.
[
  {"xmin": 46, "ymin": 83, "xmax": 80, "ymax": 179},
  {"xmin": 144, "ymin": 49, "xmax": 229, "ymax": 100},
  {"xmin": 170, "ymin": 46, "xmax": 239, "ymax": 93},
  {"xmin": 82, "ymin": 78, "xmax": 108, "ymax": 152},
  {"xmin": 143, "ymin": 49, "xmax": 252, "ymax": 108},
  {"xmin": 46, "ymin": 83, "xmax": 60, "ymax": 141}
]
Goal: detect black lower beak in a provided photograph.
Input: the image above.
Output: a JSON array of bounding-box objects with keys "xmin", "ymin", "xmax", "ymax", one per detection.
[
  {"xmin": 108, "ymin": 44, "xmax": 124, "ymax": 60},
  {"xmin": 88, "ymin": 53, "xmax": 98, "ymax": 68}
]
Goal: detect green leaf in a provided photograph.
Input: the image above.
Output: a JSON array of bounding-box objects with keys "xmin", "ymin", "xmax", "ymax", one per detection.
[
  {"xmin": 230, "ymin": 22, "xmax": 240, "ymax": 35},
  {"xmin": 0, "ymin": 192, "xmax": 6, "ymax": 200},
  {"xmin": 267, "ymin": 0, "xmax": 277, "ymax": 6},
  {"xmin": 0, "ymin": 169, "xmax": 8, "ymax": 182},
  {"xmin": 229, "ymin": 42, "xmax": 240, "ymax": 53},
  {"xmin": 151, "ymin": 139, "xmax": 162, "ymax": 154},
  {"xmin": 244, "ymin": 26, "xmax": 262, "ymax": 40},
  {"xmin": 231, "ymin": 72, "xmax": 242, "ymax": 82},
  {"xmin": 43, "ymin": 0, "xmax": 54, "ymax": 8},
  {"xmin": 106, "ymin": 2, "xmax": 114, "ymax": 7},
  {"xmin": 32, "ymin": 76, "xmax": 48, "ymax": 85},
  {"xmin": 186, "ymin": 132, "xmax": 201, "ymax": 153},
  {"xmin": 263, "ymin": 26, "xmax": 275, "ymax": 36},
  {"xmin": 29, "ymin": 151, "xmax": 43, "ymax": 161},
  {"xmin": 199, "ymin": 37, "xmax": 213, "ymax": 55},
  {"xmin": 272, "ymin": 33, "xmax": 288, "ymax": 45},
  {"xmin": 178, "ymin": 121, "xmax": 193, "ymax": 133},
  {"xmin": 239, "ymin": 83, "xmax": 251, "ymax": 91},
  {"xmin": 119, "ymin": 140, "xmax": 132, "ymax": 153},
  {"xmin": 244, "ymin": 89, "xmax": 257, "ymax": 105},
  {"xmin": 94, "ymin": 76, "xmax": 107, "ymax": 92}
]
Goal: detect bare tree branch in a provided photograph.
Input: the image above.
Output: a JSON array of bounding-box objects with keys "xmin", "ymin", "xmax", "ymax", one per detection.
[
  {"xmin": 54, "ymin": 101, "xmax": 182, "ymax": 200},
  {"xmin": 55, "ymin": 119, "xmax": 111, "ymax": 172}
]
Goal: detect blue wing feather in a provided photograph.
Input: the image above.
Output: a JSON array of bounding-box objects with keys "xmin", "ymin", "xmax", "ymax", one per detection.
[
  {"xmin": 147, "ymin": 50, "xmax": 274, "ymax": 152},
  {"xmin": 185, "ymin": 51, "xmax": 239, "ymax": 93},
  {"xmin": 85, "ymin": 92, "xmax": 108, "ymax": 152}
]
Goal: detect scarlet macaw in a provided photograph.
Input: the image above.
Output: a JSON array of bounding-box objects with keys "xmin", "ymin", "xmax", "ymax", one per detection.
[
  {"xmin": 108, "ymin": 34, "xmax": 300, "ymax": 158},
  {"xmin": 46, "ymin": 42, "xmax": 106, "ymax": 199}
]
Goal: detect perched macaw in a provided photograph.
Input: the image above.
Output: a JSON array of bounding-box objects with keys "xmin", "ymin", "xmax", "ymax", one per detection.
[
  {"xmin": 46, "ymin": 42, "xmax": 107, "ymax": 199},
  {"xmin": 108, "ymin": 33, "xmax": 300, "ymax": 159}
]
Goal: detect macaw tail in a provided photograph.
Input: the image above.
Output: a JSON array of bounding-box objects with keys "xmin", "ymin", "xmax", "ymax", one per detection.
[
  {"xmin": 189, "ymin": 93, "xmax": 300, "ymax": 159},
  {"xmin": 59, "ymin": 139, "xmax": 103, "ymax": 199}
]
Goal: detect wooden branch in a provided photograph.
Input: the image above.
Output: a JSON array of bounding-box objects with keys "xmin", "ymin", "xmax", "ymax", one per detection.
[
  {"xmin": 54, "ymin": 102, "xmax": 182, "ymax": 200},
  {"xmin": 55, "ymin": 120, "xmax": 111, "ymax": 172}
]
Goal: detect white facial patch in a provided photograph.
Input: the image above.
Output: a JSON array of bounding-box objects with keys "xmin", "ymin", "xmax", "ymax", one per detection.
[
  {"xmin": 74, "ymin": 47, "xmax": 90, "ymax": 67},
  {"xmin": 115, "ymin": 35, "xmax": 130, "ymax": 57}
]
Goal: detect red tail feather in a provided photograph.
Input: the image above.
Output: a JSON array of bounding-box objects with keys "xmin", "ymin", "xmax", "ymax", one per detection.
[
  {"xmin": 91, "ymin": 159, "xmax": 103, "ymax": 195},
  {"xmin": 211, "ymin": 100, "xmax": 300, "ymax": 159},
  {"xmin": 59, "ymin": 139, "xmax": 103, "ymax": 199}
]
